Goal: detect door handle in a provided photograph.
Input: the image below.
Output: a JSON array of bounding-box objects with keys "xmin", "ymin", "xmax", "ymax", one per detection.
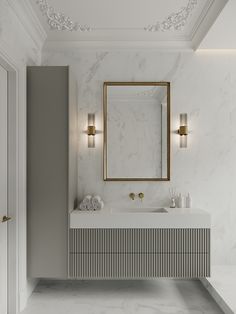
[{"xmin": 1, "ymin": 216, "xmax": 12, "ymax": 223}]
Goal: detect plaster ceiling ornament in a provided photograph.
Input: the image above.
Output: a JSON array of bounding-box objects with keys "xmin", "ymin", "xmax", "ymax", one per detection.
[
  {"xmin": 36, "ymin": 0, "xmax": 91, "ymax": 31},
  {"xmin": 144, "ymin": 0, "xmax": 198, "ymax": 32}
]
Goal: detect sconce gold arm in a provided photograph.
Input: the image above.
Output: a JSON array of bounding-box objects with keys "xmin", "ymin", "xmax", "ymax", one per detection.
[
  {"xmin": 129, "ymin": 193, "xmax": 135, "ymax": 200},
  {"xmin": 87, "ymin": 125, "xmax": 96, "ymax": 136},
  {"xmin": 138, "ymin": 192, "xmax": 144, "ymax": 200},
  {"xmin": 1, "ymin": 216, "xmax": 12, "ymax": 223},
  {"xmin": 178, "ymin": 125, "xmax": 188, "ymax": 136}
]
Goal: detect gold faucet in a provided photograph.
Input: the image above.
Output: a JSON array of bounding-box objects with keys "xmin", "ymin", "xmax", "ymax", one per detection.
[
  {"xmin": 138, "ymin": 192, "xmax": 144, "ymax": 200},
  {"xmin": 129, "ymin": 193, "xmax": 135, "ymax": 200}
]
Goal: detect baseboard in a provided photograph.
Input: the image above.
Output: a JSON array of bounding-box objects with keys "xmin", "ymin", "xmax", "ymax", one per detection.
[
  {"xmin": 19, "ymin": 278, "xmax": 39, "ymax": 312},
  {"xmin": 200, "ymin": 278, "xmax": 234, "ymax": 314}
]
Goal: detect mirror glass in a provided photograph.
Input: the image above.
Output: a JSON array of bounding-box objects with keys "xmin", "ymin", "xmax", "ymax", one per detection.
[{"xmin": 103, "ymin": 82, "xmax": 170, "ymax": 181}]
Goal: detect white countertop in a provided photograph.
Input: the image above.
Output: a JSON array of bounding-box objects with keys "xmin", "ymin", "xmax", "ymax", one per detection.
[{"xmin": 69, "ymin": 207, "xmax": 210, "ymax": 229}]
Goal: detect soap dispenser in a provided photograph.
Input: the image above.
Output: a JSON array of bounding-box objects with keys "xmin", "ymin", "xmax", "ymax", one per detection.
[
  {"xmin": 178, "ymin": 193, "xmax": 185, "ymax": 208},
  {"xmin": 170, "ymin": 198, "xmax": 176, "ymax": 208},
  {"xmin": 186, "ymin": 193, "xmax": 192, "ymax": 208}
]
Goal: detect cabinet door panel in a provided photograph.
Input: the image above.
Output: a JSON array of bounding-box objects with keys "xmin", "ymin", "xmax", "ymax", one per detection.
[{"xmin": 27, "ymin": 66, "xmax": 69, "ymax": 278}]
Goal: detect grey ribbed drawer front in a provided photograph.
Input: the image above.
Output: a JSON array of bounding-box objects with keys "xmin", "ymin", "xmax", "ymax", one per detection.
[
  {"xmin": 69, "ymin": 228, "xmax": 210, "ymax": 278},
  {"xmin": 69, "ymin": 229, "xmax": 210, "ymax": 253},
  {"xmin": 69, "ymin": 253, "xmax": 210, "ymax": 278}
]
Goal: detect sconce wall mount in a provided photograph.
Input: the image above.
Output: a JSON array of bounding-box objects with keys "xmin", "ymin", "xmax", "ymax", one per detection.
[
  {"xmin": 87, "ymin": 125, "xmax": 96, "ymax": 136},
  {"xmin": 178, "ymin": 113, "xmax": 188, "ymax": 148},
  {"xmin": 87, "ymin": 113, "xmax": 96, "ymax": 148},
  {"xmin": 178, "ymin": 125, "xmax": 188, "ymax": 136}
]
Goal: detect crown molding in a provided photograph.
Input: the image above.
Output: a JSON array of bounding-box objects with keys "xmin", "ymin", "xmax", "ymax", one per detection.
[
  {"xmin": 7, "ymin": 0, "xmax": 47, "ymax": 51},
  {"xmin": 9, "ymin": 0, "xmax": 226, "ymax": 53},
  {"xmin": 43, "ymin": 40, "xmax": 194, "ymax": 52},
  {"xmin": 190, "ymin": 0, "xmax": 228, "ymax": 49}
]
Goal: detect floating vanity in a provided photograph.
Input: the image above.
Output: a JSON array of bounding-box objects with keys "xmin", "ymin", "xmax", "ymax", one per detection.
[{"xmin": 69, "ymin": 208, "xmax": 210, "ymax": 279}]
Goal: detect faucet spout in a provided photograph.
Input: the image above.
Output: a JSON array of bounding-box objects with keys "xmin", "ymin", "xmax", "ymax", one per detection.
[
  {"xmin": 138, "ymin": 192, "xmax": 144, "ymax": 200},
  {"xmin": 129, "ymin": 193, "xmax": 135, "ymax": 200}
]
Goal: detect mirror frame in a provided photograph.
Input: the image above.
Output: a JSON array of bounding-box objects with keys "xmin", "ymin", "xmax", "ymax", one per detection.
[{"xmin": 103, "ymin": 82, "xmax": 171, "ymax": 181}]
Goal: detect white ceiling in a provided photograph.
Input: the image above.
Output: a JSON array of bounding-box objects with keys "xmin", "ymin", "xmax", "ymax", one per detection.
[
  {"xmin": 200, "ymin": 0, "xmax": 236, "ymax": 49},
  {"xmin": 29, "ymin": 0, "xmax": 228, "ymax": 49}
]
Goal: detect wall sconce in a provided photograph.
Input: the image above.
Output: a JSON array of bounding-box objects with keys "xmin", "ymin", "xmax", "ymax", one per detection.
[
  {"xmin": 178, "ymin": 113, "xmax": 188, "ymax": 148},
  {"xmin": 87, "ymin": 113, "xmax": 96, "ymax": 148}
]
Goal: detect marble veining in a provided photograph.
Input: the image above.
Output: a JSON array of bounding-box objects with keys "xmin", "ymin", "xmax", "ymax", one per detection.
[
  {"xmin": 42, "ymin": 49, "xmax": 236, "ymax": 265},
  {"xmin": 21, "ymin": 279, "xmax": 223, "ymax": 314}
]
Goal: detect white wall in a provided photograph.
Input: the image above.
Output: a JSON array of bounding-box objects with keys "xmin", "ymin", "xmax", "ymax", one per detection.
[
  {"xmin": 0, "ymin": 0, "xmax": 45, "ymax": 311},
  {"xmin": 43, "ymin": 48, "xmax": 236, "ymax": 266}
]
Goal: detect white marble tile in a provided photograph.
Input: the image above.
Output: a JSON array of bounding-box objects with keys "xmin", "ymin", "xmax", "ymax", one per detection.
[
  {"xmin": 21, "ymin": 279, "xmax": 223, "ymax": 314},
  {"xmin": 42, "ymin": 49, "xmax": 236, "ymax": 265},
  {"xmin": 201, "ymin": 265, "xmax": 236, "ymax": 314}
]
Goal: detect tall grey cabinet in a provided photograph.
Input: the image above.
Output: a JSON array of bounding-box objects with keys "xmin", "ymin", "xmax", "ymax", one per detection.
[{"xmin": 27, "ymin": 66, "xmax": 77, "ymax": 278}]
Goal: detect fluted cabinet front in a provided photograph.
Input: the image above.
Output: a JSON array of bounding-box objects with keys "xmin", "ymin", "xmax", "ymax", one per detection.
[{"xmin": 69, "ymin": 229, "xmax": 210, "ymax": 278}]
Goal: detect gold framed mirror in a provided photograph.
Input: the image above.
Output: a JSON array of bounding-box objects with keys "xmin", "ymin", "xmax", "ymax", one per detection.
[{"xmin": 103, "ymin": 82, "xmax": 170, "ymax": 181}]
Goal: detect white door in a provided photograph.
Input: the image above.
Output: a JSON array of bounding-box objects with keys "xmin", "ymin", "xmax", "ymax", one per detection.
[{"xmin": 0, "ymin": 64, "xmax": 8, "ymax": 314}]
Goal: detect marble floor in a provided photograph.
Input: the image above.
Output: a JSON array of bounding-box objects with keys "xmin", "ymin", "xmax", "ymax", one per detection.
[
  {"xmin": 201, "ymin": 265, "xmax": 236, "ymax": 314},
  {"xmin": 21, "ymin": 279, "xmax": 223, "ymax": 314}
]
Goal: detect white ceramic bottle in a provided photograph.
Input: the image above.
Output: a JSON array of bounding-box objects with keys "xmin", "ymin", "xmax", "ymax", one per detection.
[
  {"xmin": 186, "ymin": 193, "xmax": 192, "ymax": 208},
  {"xmin": 178, "ymin": 193, "xmax": 185, "ymax": 208}
]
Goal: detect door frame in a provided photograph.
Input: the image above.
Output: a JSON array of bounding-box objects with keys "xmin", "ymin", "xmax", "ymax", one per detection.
[{"xmin": 0, "ymin": 51, "xmax": 19, "ymax": 314}]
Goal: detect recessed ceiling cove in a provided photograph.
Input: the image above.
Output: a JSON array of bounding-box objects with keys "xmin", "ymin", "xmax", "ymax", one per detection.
[{"xmin": 30, "ymin": 0, "xmax": 228, "ymax": 49}]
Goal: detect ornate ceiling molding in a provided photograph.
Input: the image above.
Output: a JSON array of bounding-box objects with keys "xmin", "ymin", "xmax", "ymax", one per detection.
[
  {"xmin": 36, "ymin": 0, "xmax": 198, "ymax": 33},
  {"xmin": 36, "ymin": 0, "xmax": 91, "ymax": 32},
  {"xmin": 144, "ymin": 0, "xmax": 198, "ymax": 32}
]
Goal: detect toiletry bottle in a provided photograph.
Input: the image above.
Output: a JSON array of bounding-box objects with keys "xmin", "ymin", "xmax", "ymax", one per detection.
[
  {"xmin": 170, "ymin": 197, "xmax": 176, "ymax": 208},
  {"xmin": 186, "ymin": 193, "xmax": 192, "ymax": 208},
  {"xmin": 178, "ymin": 193, "xmax": 185, "ymax": 208}
]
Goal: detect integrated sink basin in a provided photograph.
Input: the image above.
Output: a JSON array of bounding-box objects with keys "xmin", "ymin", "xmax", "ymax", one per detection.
[
  {"xmin": 70, "ymin": 207, "xmax": 210, "ymax": 229},
  {"xmin": 111, "ymin": 207, "xmax": 168, "ymax": 213}
]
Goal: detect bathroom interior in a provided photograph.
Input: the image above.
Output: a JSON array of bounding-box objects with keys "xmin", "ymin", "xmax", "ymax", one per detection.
[{"xmin": 0, "ymin": 0, "xmax": 236, "ymax": 313}]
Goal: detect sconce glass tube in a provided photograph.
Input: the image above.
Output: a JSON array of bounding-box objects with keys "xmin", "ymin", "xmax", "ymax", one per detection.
[
  {"xmin": 87, "ymin": 113, "xmax": 96, "ymax": 148},
  {"xmin": 180, "ymin": 134, "xmax": 187, "ymax": 148},
  {"xmin": 179, "ymin": 113, "xmax": 188, "ymax": 148},
  {"xmin": 180, "ymin": 113, "xmax": 187, "ymax": 126}
]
